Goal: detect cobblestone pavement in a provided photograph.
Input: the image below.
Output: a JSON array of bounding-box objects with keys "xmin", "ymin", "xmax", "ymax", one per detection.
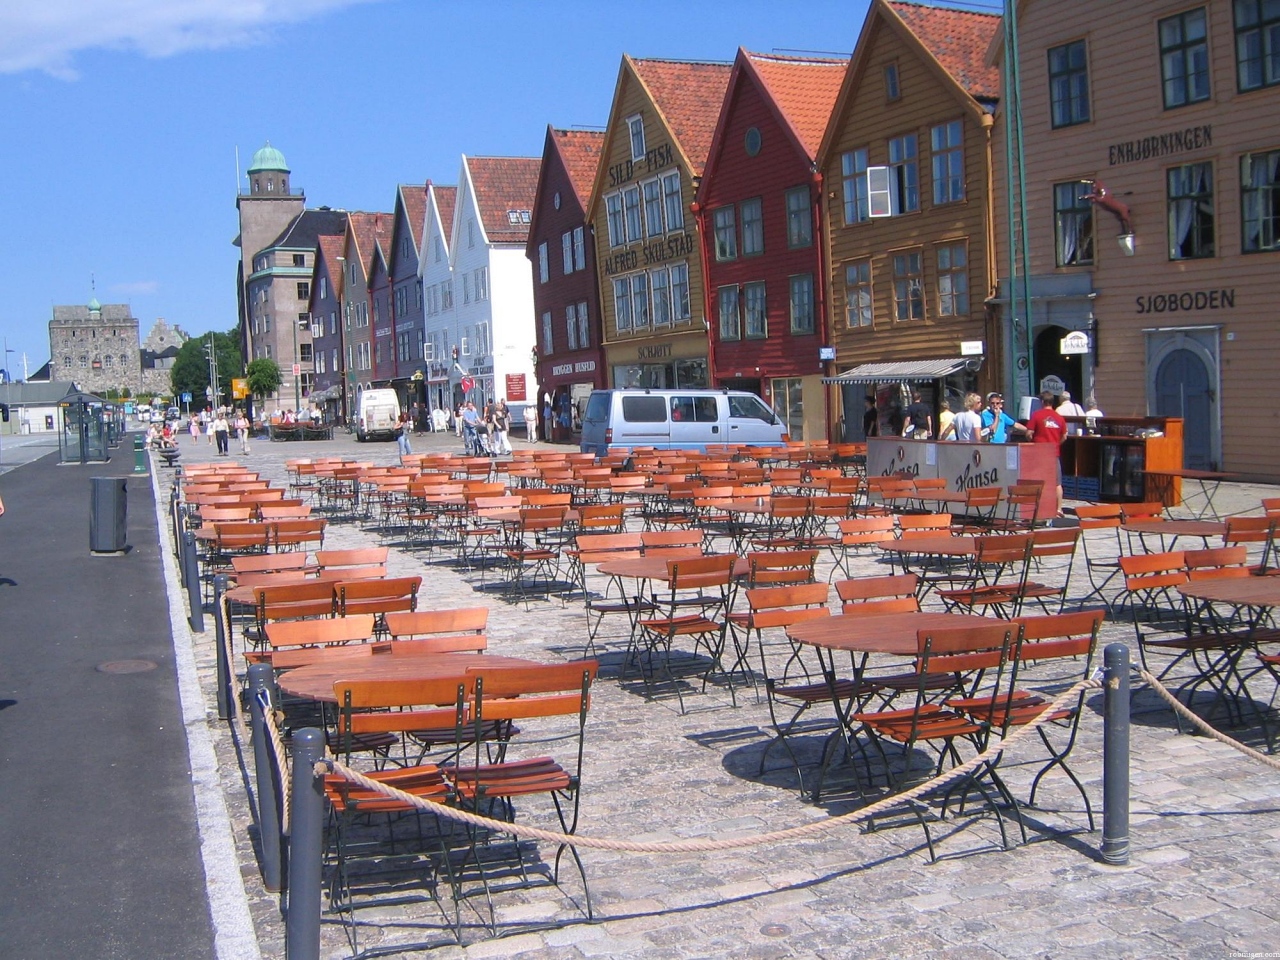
[{"xmin": 162, "ymin": 433, "xmax": 1280, "ymax": 959}]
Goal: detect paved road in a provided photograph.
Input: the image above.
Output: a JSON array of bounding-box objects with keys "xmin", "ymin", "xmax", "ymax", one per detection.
[{"xmin": 0, "ymin": 432, "xmax": 59, "ymax": 475}]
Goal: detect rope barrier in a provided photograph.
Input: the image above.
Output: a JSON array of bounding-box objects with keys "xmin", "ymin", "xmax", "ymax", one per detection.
[
  {"xmin": 318, "ymin": 676, "xmax": 1102, "ymax": 855},
  {"xmin": 261, "ymin": 699, "xmax": 293, "ymax": 834},
  {"xmin": 1136, "ymin": 667, "xmax": 1280, "ymax": 773}
]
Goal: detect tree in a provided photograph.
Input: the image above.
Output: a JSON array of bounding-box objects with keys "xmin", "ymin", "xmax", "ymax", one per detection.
[
  {"xmin": 246, "ymin": 357, "xmax": 282, "ymax": 407},
  {"xmin": 170, "ymin": 330, "xmax": 243, "ymax": 408}
]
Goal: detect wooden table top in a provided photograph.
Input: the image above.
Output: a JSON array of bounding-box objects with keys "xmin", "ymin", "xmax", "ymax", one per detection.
[
  {"xmin": 787, "ymin": 611, "xmax": 1002, "ymax": 656},
  {"xmin": 1123, "ymin": 519, "xmax": 1226, "ymax": 537},
  {"xmin": 1145, "ymin": 468, "xmax": 1236, "ymax": 481},
  {"xmin": 595, "ymin": 555, "xmax": 751, "ymax": 581},
  {"xmin": 876, "ymin": 535, "xmax": 976, "ymax": 557},
  {"xmin": 277, "ymin": 651, "xmax": 533, "ymax": 702},
  {"xmin": 1178, "ymin": 578, "xmax": 1280, "ymax": 607}
]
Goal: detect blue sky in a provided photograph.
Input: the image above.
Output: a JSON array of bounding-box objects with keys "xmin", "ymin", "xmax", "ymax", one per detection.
[{"xmin": 0, "ymin": 0, "xmax": 992, "ymax": 379}]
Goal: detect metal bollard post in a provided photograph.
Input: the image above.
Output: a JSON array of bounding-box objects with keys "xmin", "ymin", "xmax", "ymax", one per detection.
[
  {"xmin": 213, "ymin": 574, "xmax": 231, "ymax": 721},
  {"xmin": 133, "ymin": 435, "xmax": 148, "ymax": 473},
  {"xmin": 286, "ymin": 728, "xmax": 325, "ymax": 960},
  {"xmin": 248, "ymin": 663, "xmax": 283, "ymax": 892},
  {"xmin": 182, "ymin": 530, "xmax": 205, "ymax": 632},
  {"xmin": 1102, "ymin": 642, "xmax": 1131, "ymax": 865}
]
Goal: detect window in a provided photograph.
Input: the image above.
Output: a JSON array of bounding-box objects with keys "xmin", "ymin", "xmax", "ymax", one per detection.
[
  {"xmin": 562, "ymin": 231, "xmax": 574, "ymax": 274},
  {"xmin": 292, "ymin": 254, "xmax": 305, "ymax": 267},
  {"xmin": 936, "ymin": 243, "xmax": 969, "ymax": 316},
  {"xmin": 744, "ymin": 282, "xmax": 767, "ymax": 339},
  {"xmin": 416, "ymin": 279, "xmax": 423, "ymax": 310},
  {"xmin": 477, "ymin": 267, "xmax": 489, "ymax": 301},
  {"xmin": 887, "ymin": 134, "xmax": 919, "ymax": 213},
  {"xmin": 375, "ymin": 342, "xmax": 382, "ymax": 365},
  {"xmin": 841, "ymin": 149, "xmax": 870, "ymax": 224},
  {"xmin": 1049, "ymin": 40, "xmax": 1091, "ymax": 127},
  {"xmin": 1161, "ymin": 8, "xmax": 1210, "ymax": 107},
  {"xmin": 789, "ymin": 275, "xmax": 815, "ymax": 334},
  {"xmin": 299, "ymin": 343, "xmax": 313, "ymax": 362},
  {"xmin": 296, "ymin": 281, "xmax": 309, "ymax": 300},
  {"xmin": 785, "ymin": 187, "xmax": 812, "ymax": 248},
  {"xmin": 671, "ymin": 262, "xmax": 690, "ymax": 321},
  {"xmin": 467, "ymin": 220, "xmax": 475, "ymax": 248},
  {"xmin": 1242, "ymin": 149, "xmax": 1280, "ymax": 251},
  {"xmin": 614, "ymin": 277, "xmax": 632, "ymax": 331},
  {"xmin": 622, "ymin": 395, "xmax": 667, "ymax": 422},
  {"xmin": 651, "ymin": 268, "xmax": 672, "ymax": 326},
  {"xmin": 844, "ymin": 259, "xmax": 875, "ymax": 330},
  {"xmin": 538, "ymin": 241, "xmax": 549, "ymax": 282},
  {"xmin": 333, "ymin": 348, "xmax": 339, "ymax": 372},
  {"xmin": 713, "ymin": 206, "xmax": 737, "ymax": 260},
  {"xmin": 730, "ymin": 394, "xmax": 775, "ymax": 421},
  {"xmin": 662, "ymin": 172, "xmax": 684, "ymax": 231},
  {"xmin": 1235, "ymin": 0, "xmax": 1280, "ymax": 91},
  {"xmin": 884, "ymin": 62, "xmax": 900, "ymax": 100},
  {"xmin": 623, "ymin": 186, "xmax": 642, "ymax": 242},
  {"xmin": 476, "ymin": 322, "xmax": 490, "ymax": 355},
  {"xmin": 740, "ymin": 198, "xmax": 764, "ymax": 256},
  {"xmin": 316, "ymin": 351, "xmax": 325, "ymax": 374},
  {"xmin": 892, "ymin": 250, "xmax": 924, "ymax": 321},
  {"xmin": 1168, "ymin": 162, "xmax": 1215, "ymax": 259},
  {"xmin": 931, "ymin": 121, "xmax": 964, "ymax": 204},
  {"xmin": 441, "ymin": 280, "xmax": 452, "ymax": 309},
  {"xmin": 643, "ymin": 179, "xmax": 664, "ymax": 236},
  {"xmin": 264, "ymin": 315, "xmax": 271, "ymax": 332},
  {"xmin": 718, "ymin": 285, "xmax": 741, "ymax": 340},
  {"xmin": 631, "ymin": 273, "xmax": 650, "ymax": 328},
  {"xmin": 401, "ymin": 235, "xmax": 411, "ymax": 259},
  {"xmin": 576, "ymin": 301, "xmax": 590, "ymax": 348},
  {"xmin": 103, "ymin": 354, "xmax": 113, "ymax": 368},
  {"xmin": 330, "ymin": 312, "xmax": 337, "ymax": 335},
  {"xmin": 319, "ymin": 277, "xmax": 327, "ymax": 299},
  {"xmin": 628, "ymin": 114, "xmax": 645, "ymax": 160},
  {"xmin": 434, "ymin": 236, "xmax": 442, "ymax": 262},
  {"xmin": 1054, "ymin": 181, "xmax": 1095, "ymax": 265},
  {"xmin": 573, "ymin": 226, "xmax": 585, "ymax": 271},
  {"xmin": 606, "ymin": 194, "xmax": 625, "ymax": 246},
  {"xmin": 566, "ymin": 304, "xmax": 579, "ymax": 350}
]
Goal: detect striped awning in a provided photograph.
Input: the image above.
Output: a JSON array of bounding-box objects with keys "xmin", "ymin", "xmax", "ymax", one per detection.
[{"xmin": 822, "ymin": 357, "xmax": 978, "ymax": 385}]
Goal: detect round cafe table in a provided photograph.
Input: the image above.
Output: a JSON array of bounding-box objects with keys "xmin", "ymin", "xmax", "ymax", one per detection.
[
  {"xmin": 595, "ymin": 555, "xmax": 750, "ymax": 582},
  {"xmin": 277, "ymin": 651, "xmax": 535, "ymax": 703}
]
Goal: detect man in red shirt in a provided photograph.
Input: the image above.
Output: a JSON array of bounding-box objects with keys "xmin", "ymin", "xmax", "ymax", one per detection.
[{"xmin": 1016, "ymin": 391, "xmax": 1067, "ymax": 514}]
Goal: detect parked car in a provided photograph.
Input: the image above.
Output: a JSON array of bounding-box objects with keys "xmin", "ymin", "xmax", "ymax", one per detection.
[{"xmin": 579, "ymin": 388, "xmax": 786, "ymax": 455}]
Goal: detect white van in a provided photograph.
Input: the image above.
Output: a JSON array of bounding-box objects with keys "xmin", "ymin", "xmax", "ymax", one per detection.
[
  {"xmin": 579, "ymin": 388, "xmax": 787, "ymax": 455},
  {"xmin": 356, "ymin": 388, "xmax": 401, "ymax": 442}
]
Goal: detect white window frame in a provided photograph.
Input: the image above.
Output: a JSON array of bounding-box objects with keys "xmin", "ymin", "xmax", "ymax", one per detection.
[
  {"xmin": 713, "ymin": 206, "xmax": 737, "ymax": 260},
  {"xmin": 936, "ymin": 242, "xmax": 969, "ymax": 317},
  {"xmin": 566, "ymin": 304, "xmax": 579, "ymax": 350},
  {"xmin": 627, "ymin": 114, "xmax": 646, "ymax": 160},
  {"xmin": 670, "ymin": 262, "xmax": 691, "ymax": 322},
  {"xmin": 573, "ymin": 226, "xmax": 585, "ymax": 270},
  {"xmin": 931, "ymin": 120, "xmax": 965, "ymax": 205},
  {"xmin": 631, "ymin": 272, "xmax": 650, "ymax": 329},
  {"xmin": 650, "ymin": 268, "xmax": 671, "ymax": 327},
  {"xmin": 606, "ymin": 193, "xmax": 625, "ymax": 247},
  {"xmin": 718, "ymin": 284, "xmax": 741, "ymax": 341},
  {"xmin": 614, "ymin": 277, "xmax": 633, "ymax": 332},
  {"xmin": 789, "ymin": 274, "xmax": 815, "ymax": 334},
  {"xmin": 785, "ymin": 186, "xmax": 812, "ymax": 248},
  {"xmin": 538, "ymin": 241, "xmax": 549, "ymax": 282},
  {"xmin": 662, "ymin": 172, "xmax": 683, "ymax": 231},
  {"xmin": 643, "ymin": 178, "xmax": 664, "ymax": 237},
  {"xmin": 842, "ymin": 148, "xmax": 871, "ymax": 223},
  {"xmin": 623, "ymin": 185, "xmax": 643, "ymax": 243},
  {"xmin": 744, "ymin": 281, "xmax": 767, "ymax": 339},
  {"xmin": 576, "ymin": 300, "xmax": 590, "ymax": 347},
  {"xmin": 740, "ymin": 197, "xmax": 764, "ymax": 256},
  {"xmin": 562, "ymin": 231, "xmax": 574, "ymax": 274}
]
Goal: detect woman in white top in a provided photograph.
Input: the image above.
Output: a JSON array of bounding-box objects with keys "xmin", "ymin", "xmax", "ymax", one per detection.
[{"xmin": 952, "ymin": 393, "xmax": 984, "ymax": 442}]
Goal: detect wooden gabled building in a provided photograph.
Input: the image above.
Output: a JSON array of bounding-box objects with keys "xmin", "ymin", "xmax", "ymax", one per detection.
[
  {"xmin": 818, "ymin": 0, "xmax": 1001, "ymax": 438},
  {"xmin": 696, "ymin": 49, "xmax": 847, "ymax": 441},
  {"xmin": 587, "ymin": 56, "xmax": 732, "ymax": 391}
]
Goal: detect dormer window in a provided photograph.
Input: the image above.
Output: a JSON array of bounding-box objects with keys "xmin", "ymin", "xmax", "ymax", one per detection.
[{"xmin": 628, "ymin": 115, "xmax": 645, "ymax": 161}]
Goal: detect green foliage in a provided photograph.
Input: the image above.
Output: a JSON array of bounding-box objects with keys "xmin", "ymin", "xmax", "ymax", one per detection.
[
  {"xmin": 170, "ymin": 330, "xmax": 243, "ymax": 407},
  {"xmin": 246, "ymin": 357, "xmax": 282, "ymax": 399}
]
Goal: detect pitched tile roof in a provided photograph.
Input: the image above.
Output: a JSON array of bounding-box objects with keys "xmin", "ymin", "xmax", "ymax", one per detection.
[
  {"xmin": 347, "ymin": 211, "xmax": 391, "ymax": 279},
  {"xmin": 465, "ymin": 156, "xmax": 541, "ymax": 244},
  {"xmin": 315, "ymin": 234, "xmax": 346, "ymax": 298},
  {"xmin": 429, "ymin": 184, "xmax": 458, "ymax": 251},
  {"xmin": 399, "ymin": 184, "xmax": 427, "ymax": 250},
  {"xmin": 887, "ymin": 0, "xmax": 1001, "ymax": 101},
  {"xmin": 631, "ymin": 57, "xmax": 732, "ymax": 175},
  {"xmin": 744, "ymin": 51, "xmax": 848, "ymax": 159},
  {"xmin": 552, "ymin": 129, "xmax": 606, "ymax": 209}
]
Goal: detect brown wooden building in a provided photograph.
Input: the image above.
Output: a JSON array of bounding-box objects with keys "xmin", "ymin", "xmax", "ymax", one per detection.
[
  {"xmin": 991, "ymin": 0, "xmax": 1280, "ymax": 478},
  {"xmin": 586, "ymin": 56, "xmax": 731, "ymax": 390},
  {"xmin": 817, "ymin": 0, "xmax": 1002, "ymax": 439},
  {"xmin": 696, "ymin": 49, "xmax": 847, "ymax": 442}
]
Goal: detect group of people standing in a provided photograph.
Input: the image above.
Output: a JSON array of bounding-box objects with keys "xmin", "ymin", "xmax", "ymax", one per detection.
[
  {"xmin": 447, "ymin": 399, "xmax": 517, "ymax": 458},
  {"xmin": 182, "ymin": 408, "xmax": 251, "ymax": 456}
]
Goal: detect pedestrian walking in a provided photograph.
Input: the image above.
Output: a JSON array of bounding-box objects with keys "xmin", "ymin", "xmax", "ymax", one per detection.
[
  {"xmin": 213, "ymin": 411, "xmax": 230, "ymax": 456},
  {"xmin": 1016, "ymin": 391, "xmax": 1067, "ymax": 514},
  {"xmin": 206, "ymin": 411, "xmax": 216, "ymax": 446},
  {"xmin": 396, "ymin": 411, "xmax": 412, "ymax": 457},
  {"xmin": 188, "ymin": 416, "xmax": 200, "ymax": 443},
  {"xmin": 903, "ymin": 390, "xmax": 933, "ymax": 439},
  {"xmin": 523, "ymin": 402, "xmax": 538, "ymax": 443},
  {"xmin": 235, "ymin": 410, "xmax": 250, "ymax": 454},
  {"xmin": 491, "ymin": 400, "xmax": 512, "ymax": 455}
]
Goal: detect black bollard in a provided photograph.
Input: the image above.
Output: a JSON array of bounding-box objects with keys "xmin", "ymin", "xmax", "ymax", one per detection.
[
  {"xmin": 248, "ymin": 663, "xmax": 282, "ymax": 892},
  {"xmin": 1102, "ymin": 642, "xmax": 1131, "ymax": 865},
  {"xmin": 286, "ymin": 728, "xmax": 325, "ymax": 960},
  {"xmin": 182, "ymin": 530, "xmax": 204, "ymax": 632},
  {"xmin": 213, "ymin": 574, "xmax": 230, "ymax": 721}
]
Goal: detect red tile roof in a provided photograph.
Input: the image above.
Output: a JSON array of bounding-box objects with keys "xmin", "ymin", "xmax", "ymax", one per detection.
[
  {"xmin": 887, "ymin": 0, "xmax": 1001, "ymax": 100},
  {"xmin": 316, "ymin": 234, "xmax": 345, "ymax": 298},
  {"xmin": 745, "ymin": 52, "xmax": 848, "ymax": 159},
  {"xmin": 465, "ymin": 156, "xmax": 541, "ymax": 244},
  {"xmin": 630, "ymin": 57, "xmax": 732, "ymax": 175},
  {"xmin": 552, "ymin": 129, "xmax": 606, "ymax": 209},
  {"xmin": 399, "ymin": 184, "xmax": 427, "ymax": 250},
  {"xmin": 347, "ymin": 211, "xmax": 391, "ymax": 279}
]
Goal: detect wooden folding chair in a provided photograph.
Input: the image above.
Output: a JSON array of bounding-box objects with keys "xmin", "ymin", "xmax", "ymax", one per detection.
[{"xmin": 335, "ymin": 576, "xmax": 421, "ymax": 634}]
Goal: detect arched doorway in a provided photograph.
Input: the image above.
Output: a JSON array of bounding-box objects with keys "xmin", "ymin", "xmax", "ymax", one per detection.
[
  {"xmin": 1153, "ymin": 348, "xmax": 1213, "ymax": 469},
  {"xmin": 1032, "ymin": 325, "xmax": 1084, "ymax": 398}
]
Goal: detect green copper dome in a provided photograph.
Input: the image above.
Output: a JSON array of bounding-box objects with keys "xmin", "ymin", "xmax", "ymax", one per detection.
[
  {"xmin": 87, "ymin": 296, "xmax": 101, "ymax": 312},
  {"xmin": 247, "ymin": 141, "xmax": 289, "ymax": 174}
]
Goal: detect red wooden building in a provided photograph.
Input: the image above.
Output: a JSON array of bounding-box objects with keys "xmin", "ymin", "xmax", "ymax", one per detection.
[{"xmin": 695, "ymin": 49, "xmax": 847, "ymax": 442}]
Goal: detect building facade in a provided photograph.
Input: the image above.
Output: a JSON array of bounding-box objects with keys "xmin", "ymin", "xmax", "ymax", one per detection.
[
  {"xmin": 338, "ymin": 212, "xmax": 391, "ymax": 415},
  {"xmin": 697, "ymin": 49, "xmax": 847, "ymax": 442},
  {"xmin": 528, "ymin": 127, "xmax": 607, "ymax": 438},
  {"xmin": 49, "ymin": 300, "xmax": 142, "ymax": 396},
  {"xmin": 818, "ymin": 0, "xmax": 1001, "ymax": 439},
  {"xmin": 419, "ymin": 183, "xmax": 459, "ymax": 413},
  {"xmin": 587, "ymin": 56, "xmax": 732, "ymax": 391},
  {"xmin": 991, "ymin": 0, "xmax": 1280, "ymax": 477},
  {"xmin": 139, "ymin": 318, "xmax": 188, "ymax": 396},
  {"xmin": 307, "ymin": 233, "xmax": 347, "ymax": 419},
  {"xmin": 388, "ymin": 184, "xmax": 428, "ymax": 408}
]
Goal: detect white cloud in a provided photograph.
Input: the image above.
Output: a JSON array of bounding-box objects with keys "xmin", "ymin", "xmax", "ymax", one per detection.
[
  {"xmin": 0, "ymin": 0, "xmax": 378, "ymax": 79},
  {"xmin": 110, "ymin": 280, "xmax": 160, "ymax": 296}
]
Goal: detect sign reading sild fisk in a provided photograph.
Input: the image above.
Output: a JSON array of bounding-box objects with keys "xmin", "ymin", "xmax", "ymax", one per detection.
[{"xmin": 607, "ymin": 144, "xmax": 675, "ymax": 187}]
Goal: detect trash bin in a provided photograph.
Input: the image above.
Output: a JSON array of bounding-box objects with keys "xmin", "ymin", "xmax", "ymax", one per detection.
[{"xmin": 90, "ymin": 477, "xmax": 128, "ymax": 553}]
